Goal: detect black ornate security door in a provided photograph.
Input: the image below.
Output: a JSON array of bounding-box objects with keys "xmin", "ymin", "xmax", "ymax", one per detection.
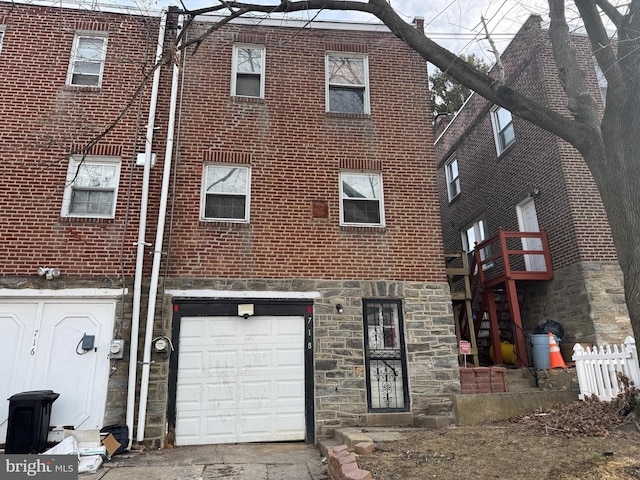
[{"xmin": 363, "ymin": 300, "xmax": 410, "ymax": 412}]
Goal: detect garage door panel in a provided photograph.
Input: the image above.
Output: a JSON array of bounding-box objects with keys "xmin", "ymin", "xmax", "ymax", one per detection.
[
  {"xmin": 276, "ymin": 348, "xmax": 304, "ymax": 367},
  {"xmin": 208, "ymin": 350, "xmax": 239, "ymax": 370},
  {"xmin": 176, "ymin": 315, "xmax": 305, "ymax": 445},
  {"xmin": 274, "ymin": 413, "xmax": 305, "ymax": 431},
  {"xmin": 205, "ymin": 383, "xmax": 236, "ymax": 406},
  {"xmin": 180, "ymin": 318, "xmax": 207, "ymax": 337},
  {"xmin": 176, "ymin": 351, "xmax": 204, "ymax": 373},
  {"xmin": 0, "ymin": 300, "xmax": 114, "ymax": 443},
  {"xmin": 275, "ymin": 381, "xmax": 304, "ymax": 400}
]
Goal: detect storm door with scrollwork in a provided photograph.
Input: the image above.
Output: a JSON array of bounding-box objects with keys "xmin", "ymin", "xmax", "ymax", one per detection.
[{"xmin": 363, "ymin": 300, "xmax": 410, "ymax": 412}]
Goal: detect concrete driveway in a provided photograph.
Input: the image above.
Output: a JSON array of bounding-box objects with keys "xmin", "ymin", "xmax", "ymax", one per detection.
[{"xmin": 86, "ymin": 442, "xmax": 328, "ymax": 480}]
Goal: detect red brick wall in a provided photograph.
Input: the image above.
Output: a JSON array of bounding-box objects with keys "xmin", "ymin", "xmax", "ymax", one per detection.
[
  {"xmin": 0, "ymin": 4, "xmax": 159, "ymax": 277},
  {"xmin": 162, "ymin": 20, "xmax": 445, "ymax": 281},
  {"xmin": 0, "ymin": 8, "xmax": 446, "ymax": 283},
  {"xmin": 435, "ymin": 16, "xmax": 617, "ymax": 269}
]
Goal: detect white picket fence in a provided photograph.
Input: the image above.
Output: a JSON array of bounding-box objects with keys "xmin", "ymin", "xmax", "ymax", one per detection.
[{"xmin": 572, "ymin": 336, "xmax": 640, "ymax": 401}]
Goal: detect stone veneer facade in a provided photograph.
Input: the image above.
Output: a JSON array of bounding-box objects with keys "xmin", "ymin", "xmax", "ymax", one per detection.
[
  {"xmin": 130, "ymin": 277, "xmax": 460, "ymax": 444},
  {"xmin": 522, "ymin": 262, "xmax": 631, "ymax": 346}
]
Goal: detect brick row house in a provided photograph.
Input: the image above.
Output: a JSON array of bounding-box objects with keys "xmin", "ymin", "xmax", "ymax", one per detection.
[
  {"xmin": 0, "ymin": 2, "xmax": 458, "ymax": 447},
  {"xmin": 435, "ymin": 16, "xmax": 632, "ymax": 366}
]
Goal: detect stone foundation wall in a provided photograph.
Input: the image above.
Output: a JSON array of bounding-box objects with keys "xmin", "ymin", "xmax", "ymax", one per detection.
[{"xmin": 522, "ymin": 262, "xmax": 631, "ymax": 346}]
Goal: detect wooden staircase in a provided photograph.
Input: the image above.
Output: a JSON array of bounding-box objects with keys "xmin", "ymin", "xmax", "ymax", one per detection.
[
  {"xmin": 445, "ymin": 251, "xmax": 479, "ymax": 366},
  {"xmin": 446, "ymin": 228, "xmax": 554, "ymax": 368}
]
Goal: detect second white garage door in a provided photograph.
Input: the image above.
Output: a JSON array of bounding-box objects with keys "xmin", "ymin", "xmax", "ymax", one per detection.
[{"xmin": 175, "ymin": 315, "xmax": 306, "ymax": 445}]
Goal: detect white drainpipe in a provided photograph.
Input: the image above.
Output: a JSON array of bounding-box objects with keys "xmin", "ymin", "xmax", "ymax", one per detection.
[
  {"xmin": 126, "ymin": 9, "xmax": 167, "ymax": 450},
  {"xmin": 136, "ymin": 13, "xmax": 184, "ymax": 443}
]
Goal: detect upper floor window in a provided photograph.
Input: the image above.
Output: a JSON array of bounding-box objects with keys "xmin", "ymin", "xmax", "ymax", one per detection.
[
  {"xmin": 232, "ymin": 45, "xmax": 265, "ymax": 98},
  {"xmin": 0, "ymin": 27, "xmax": 5, "ymax": 55},
  {"xmin": 61, "ymin": 156, "xmax": 121, "ymax": 218},
  {"xmin": 340, "ymin": 172, "xmax": 384, "ymax": 226},
  {"xmin": 594, "ymin": 61, "xmax": 607, "ymax": 104},
  {"xmin": 326, "ymin": 54, "xmax": 370, "ymax": 114},
  {"xmin": 491, "ymin": 106, "xmax": 515, "ymax": 155},
  {"xmin": 445, "ymin": 155, "xmax": 460, "ymax": 201},
  {"xmin": 66, "ymin": 34, "xmax": 108, "ymax": 87},
  {"xmin": 201, "ymin": 165, "xmax": 250, "ymax": 222}
]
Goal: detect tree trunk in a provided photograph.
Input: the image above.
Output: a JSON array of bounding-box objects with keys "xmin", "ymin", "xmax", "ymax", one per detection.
[{"xmin": 582, "ymin": 105, "xmax": 640, "ymax": 344}]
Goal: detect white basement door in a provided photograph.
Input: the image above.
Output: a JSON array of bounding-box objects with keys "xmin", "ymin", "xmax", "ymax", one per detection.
[
  {"xmin": 175, "ymin": 315, "xmax": 306, "ymax": 445},
  {"xmin": 0, "ymin": 299, "xmax": 115, "ymax": 443}
]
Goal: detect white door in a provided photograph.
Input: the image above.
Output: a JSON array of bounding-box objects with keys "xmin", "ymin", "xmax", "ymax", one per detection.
[
  {"xmin": 0, "ymin": 300, "xmax": 116, "ymax": 443},
  {"xmin": 517, "ymin": 198, "xmax": 546, "ymax": 271},
  {"xmin": 176, "ymin": 315, "xmax": 305, "ymax": 445}
]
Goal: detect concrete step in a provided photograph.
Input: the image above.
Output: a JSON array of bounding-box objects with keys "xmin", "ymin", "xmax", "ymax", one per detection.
[
  {"xmin": 365, "ymin": 412, "xmax": 414, "ymax": 427},
  {"xmin": 334, "ymin": 427, "xmax": 373, "ymax": 449},
  {"xmin": 427, "ymin": 400, "xmax": 453, "ymax": 416},
  {"xmin": 414, "ymin": 414, "xmax": 454, "ymax": 429},
  {"xmin": 318, "ymin": 436, "xmax": 340, "ymax": 458},
  {"xmin": 504, "ymin": 367, "xmax": 537, "ymax": 392}
]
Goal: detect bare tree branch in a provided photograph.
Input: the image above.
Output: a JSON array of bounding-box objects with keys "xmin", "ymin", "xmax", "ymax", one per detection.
[
  {"xmin": 594, "ymin": 0, "xmax": 625, "ymax": 27},
  {"xmin": 481, "ymin": 15, "xmax": 504, "ymax": 85}
]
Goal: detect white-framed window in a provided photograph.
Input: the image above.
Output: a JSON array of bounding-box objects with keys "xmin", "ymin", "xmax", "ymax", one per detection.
[
  {"xmin": 201, "ymin": 165, "xmax": 250, "ymax": 222},
  {"xmin": 491, "ymin": 106, "xmax": 515, "ymax": 155},
  {"xmin": 594, "ymin": 61, "xmax": 607, "ymax": 104},
  {"xmin": 61, "ymin": 156, "xmax": 121, "ymax": 218},
  {"xmin": 326, "ymin": 53, "xmax": 370, "ymax": 114},
  {"xmin": 340, "ymin": 172, "xmax": 384, "ymax": 226},
  {"xmin": 444, "ymin": 155, "xmax": 460, "ymax": 201},
  {"xmin": 0, "ymin": 26, "xmax": 5, "ymax": 55},
  {"xmin": 462, "ymin": 219, "xmax": 492, "ymax": 268},
  {"xmin": 231, "ymin": 44, "xmax": 265, "ymax": 98},
  {"xmin": 66, "ymin": 34, "xmax": 108, "ymax": 87}
]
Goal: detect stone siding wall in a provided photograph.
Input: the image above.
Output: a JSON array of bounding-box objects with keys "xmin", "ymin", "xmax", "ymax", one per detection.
[
  {"xmin": 161, "ymin": 277, "xmax": 459, "ymax": 441},
  {"xmin": 522, "ymin": 262, "xmax": 631, "ymax": 346}
]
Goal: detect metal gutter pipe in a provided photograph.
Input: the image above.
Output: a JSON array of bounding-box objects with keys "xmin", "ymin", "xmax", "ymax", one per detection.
[
  {"xmin": 136, "ymin": 13, "xmax": 183, "ymax": 443},
  {"xmin": 126, "ymin": 8, "xmax": 167, "ymax": 450}
]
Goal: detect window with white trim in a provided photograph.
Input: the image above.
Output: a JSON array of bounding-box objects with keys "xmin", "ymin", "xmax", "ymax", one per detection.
[
  {"xmin": 340, "ymin": 172, "xmax": 384, "ymax": 226},
  {"xmin": 0, "ymin": 27, "xmax": 5, "ymax": 55},
  {"xmin": 201, "ymin": 165, "xmax": 250, "ymax": 222},
  {"xmin": 491, "ymin": 106, "xmax": 515, "ymax": 155},
  {"xmin": 594, "ymin": 61, "xmax": 607, "ymax": 104},
  {"xmin": 61, "ymin": 156, "xmax": 121, "ymax": 218},
  {"xmin": 462, "ymin": 219, "xmax": 492, "ymax": 268},
  {"xmin": 66, "ymin": 34, "xmax": 108, "ymax": 87},
  {"xmin": 326, "ymin": 54, "xmax": 370, "ymax": 114},
  {"xmin": 444, "ymin": 155, "xmax": 460, "ymax": 201},
  {"xmin": 232, "ymin": 45, "xmax": 265, "ymax": 98}
]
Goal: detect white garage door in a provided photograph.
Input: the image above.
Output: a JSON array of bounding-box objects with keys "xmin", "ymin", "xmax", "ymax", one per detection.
[
  {"xmin": 0, "ymin": 299, "xmax": 115, "ymax": 443},
  {"xmin": 176, "ymin": 315, "xmax": 305, "ymax": 445}
]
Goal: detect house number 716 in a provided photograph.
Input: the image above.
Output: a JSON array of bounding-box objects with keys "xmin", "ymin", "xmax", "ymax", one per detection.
[{"xmin": 30, "ymin": 329, "xmax": 39, "ymax": 355}]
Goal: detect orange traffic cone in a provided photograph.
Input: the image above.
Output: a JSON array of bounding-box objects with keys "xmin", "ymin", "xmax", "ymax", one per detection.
[{"xmin": 548, "ymin": 332, "xmax": 567, "ymax": 368}]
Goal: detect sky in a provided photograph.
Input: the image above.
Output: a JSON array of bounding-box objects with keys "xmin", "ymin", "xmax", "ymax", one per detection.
[{"xmin": 91, "ymin": 0, "xmax": 553, "ymax": 64}]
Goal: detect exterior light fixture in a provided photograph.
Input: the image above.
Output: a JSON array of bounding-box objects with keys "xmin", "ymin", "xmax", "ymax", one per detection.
[
  {"xmin": 336, "ymin": 304, "xmax": 344, "ymax": 314},
  {"xmin": 37, "ymin": 267, "xmax": 61, "ymax": 280}
]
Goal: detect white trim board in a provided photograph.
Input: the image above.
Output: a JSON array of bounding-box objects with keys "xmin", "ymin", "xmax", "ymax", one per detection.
[
  {"xmin": 166, "ymin": 289, "xmax": 321, "ymax": 299},
  {"xmin": 0, "ymin": 288, "xmax": 127, "ymax": 298}
]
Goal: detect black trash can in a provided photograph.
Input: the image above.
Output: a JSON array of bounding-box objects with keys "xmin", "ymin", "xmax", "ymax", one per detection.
[{"xmin": 5, "ymin": 390, "xmax": 59, "ymax": 454}]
